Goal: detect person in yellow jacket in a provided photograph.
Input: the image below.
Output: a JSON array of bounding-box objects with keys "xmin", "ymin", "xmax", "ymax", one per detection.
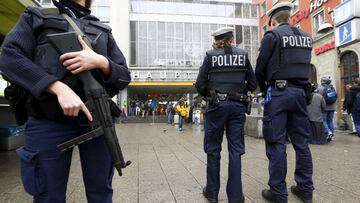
[{"xmin": 176, "ymin": 100, "xmax": 189, "ymax": 131}]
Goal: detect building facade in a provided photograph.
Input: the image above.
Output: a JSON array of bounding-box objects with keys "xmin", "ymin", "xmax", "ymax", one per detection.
[
  {"xmin": 125, "ymin": 0, "xmax": 259, "ymax": 104},
  {"xmin": 258, "ymin": 0, "xmax": 360, "ymax": 129}
]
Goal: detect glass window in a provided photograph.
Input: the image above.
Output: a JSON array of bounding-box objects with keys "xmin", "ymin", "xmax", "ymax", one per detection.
[
  {"xmin": 250, "ymin": 4, "xmax": 258, "ymax": 18},
  {"xmin": 166, "ymin": 22, "xmax": 175, "ymax": 65},
  {"xmin": 157, "ymin": 22, "xmax": 166, "ymax": 64},
  {"xmin": 235, "ymin": 3, "xmax": 242, "ymax": 18},
  {"xmin": 291, "ymin": 0, "xmax": 299, "ymax": 14},
  {"xmin": 130, "ymin": 21, "xmax": 138, "ymax": 66},
  {"xmin": 128, "ymin": 20, "xmax": 260, "ymax": 68},
  {"xmin": 243, "ymin": 26, "xmax": 251, "ymax": 46},
  {"xmin": 242, "ymin": 4, "xmax": 250, "ymax": 18},
  {"xmin": 130, "ymin": 42, "xmax": 137, "ymax": 66},
  {"xmin": 261, "ymin": 2, "xmax": 266, "ymax": 16},
  {"xmin": 148, "ymin": 21, "xmax": 157, "ymax": 66},
  {"xmin": 341, "ymin": 51, "xmax": 359, "ymax": 99},
  {"xmin": 138, "ymin": 21, "xmax": 148, "ymax": 66},
  {"xmin": 184, "ymin": 23, "xmax": 192, "ymax": 65},
  {"xmin": 313, "ymin": 10, "xmax": 324, "ymax": 36},
  {"xmin": 130, "ymin": 21, "xmax": 137, "ymax": 42},
  {"xmin": 175, "ymin": 23, "xmax": 185, "ymax": 66},
  {"xmin": 235, "ymin": 25, "xmax": 243, "ymax": 46}
]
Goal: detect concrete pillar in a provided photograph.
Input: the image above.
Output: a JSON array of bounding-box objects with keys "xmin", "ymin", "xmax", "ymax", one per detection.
[
  {"xmin": 110, "ymin": 0, "xmax": 130, "ymax": 111},
  {"xmin": 110, "ymin": 0, "xmax": 130, "ymax": 61}
]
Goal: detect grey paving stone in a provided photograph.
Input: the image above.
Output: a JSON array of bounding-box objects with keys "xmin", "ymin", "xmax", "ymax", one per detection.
[{"xmin": 1, "ymin": 123, "xmax": 360, "ymax": 202}]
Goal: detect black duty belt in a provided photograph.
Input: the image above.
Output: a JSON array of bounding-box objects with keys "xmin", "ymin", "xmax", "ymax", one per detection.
[
  {"xmin": 217, "ymin": 93, "xmax": 248, "ymax": 103},
  {"xmin": 271, "ymin": 80, "xmax": 305, "ymax": 90}
]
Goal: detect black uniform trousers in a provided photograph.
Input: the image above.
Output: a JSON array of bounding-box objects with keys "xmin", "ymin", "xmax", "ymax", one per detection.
[
  {"xmin": 262, "ymin": 87, "xmax": 314, "ymax": 200},
  {"xmin": 204, "ymin": 100, "xmax": 246, "ymax": 203}
]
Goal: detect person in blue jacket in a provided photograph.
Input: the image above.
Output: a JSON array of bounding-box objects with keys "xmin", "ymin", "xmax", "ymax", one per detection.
[{"xmin": 0, "ymin": 0, "xmax": 131, "ymax": 202}]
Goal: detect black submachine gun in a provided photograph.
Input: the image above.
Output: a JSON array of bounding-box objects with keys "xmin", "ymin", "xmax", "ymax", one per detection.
[{"xmin": 47, "ymin": 32, "xmax": 131, "ymax": 176}]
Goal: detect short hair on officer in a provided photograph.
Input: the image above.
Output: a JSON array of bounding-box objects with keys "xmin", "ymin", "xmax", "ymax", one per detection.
[{"xmin": 266, "ymin": 2, "xmax": 293, "ymax": 26}]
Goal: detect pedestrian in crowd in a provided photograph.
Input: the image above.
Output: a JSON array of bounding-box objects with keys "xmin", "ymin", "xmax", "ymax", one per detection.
[
  {"xmin": 345, "ymin": 78, "xmax": 360, "ymax": 137},
  {"xmin": 307, "ymin": 85, "xmax": 327, "ymax": 144},
  {"xmin": 135, "ymin": 101, "xmax": 141, "ymax": 116},
  {"xmin": 255, "ymin": 2, "xmax": 314, "ymax": 203},
  {"xmin": 189, "ymin": 104, "xmax": 194, "ymax": 123},
  {"xmin": 196, "ymin": 26, "xmax": 257, "ymax": 203},
  {"xmin": 343, "ymin": 83, "xmax": 357, "ymax": 134},
  {"xmin": 0, "ymin": 0, "xmax": 131, "ymax": 202},
  {"xmin": 120, "ymin": 105, "xmax": 128, "ymax": 123},
  {"xmin": 150, "ymin": 97, "xmax": 158, "ymax": 116},
  {"xmin": 176, "ymin": 99, "xmax": 188, "ymax": 131},
  {"xmin": 129, "ymin": 99, "xmax": 136, "ymax": 116},
  {"xmin": 171, "ymin": 102, "xmax": 176, "ymax": 125},
  {"xmin": 184, "ymin": 102, "xmax": 191, "ymax": 123},
  {"xmin": 143, "ymin": 99, "xmax": 149, "ymax": 117},
  {"xmin": 318, "ymin": 76, "xmax": 337, "ymax": 141},
  {"xmin": 166, "ymin": 101, "xmax": 174, "ymax": 124}
]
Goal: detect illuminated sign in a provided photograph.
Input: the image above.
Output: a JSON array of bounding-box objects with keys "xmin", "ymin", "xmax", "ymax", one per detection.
[
  {"xmin": 291, "ymin": 9, "xmax": 310, "ymax": 25},
  {"xmin": 310, "ymin": 0, "xmax": 329, "ymax": 13},
  {"xmin": 314, "ymin": 40, "xmax": 335, "ymax": 55},
  {"xmin": 335, "ymin": 18, "xmax": 360, "ymax": 47},
  {"xmin": 130, "ymin": 69, "xmax": 198, "ymax": 82}
]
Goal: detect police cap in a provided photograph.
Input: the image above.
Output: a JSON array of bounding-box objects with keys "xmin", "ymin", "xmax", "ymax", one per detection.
[
  {"xmin": 211, "ymin": 27, "xmax": 234, "ymax": 40},
  {"xmin": 267, "ymin": 2, "xmax": 293, "ymax": 26}
]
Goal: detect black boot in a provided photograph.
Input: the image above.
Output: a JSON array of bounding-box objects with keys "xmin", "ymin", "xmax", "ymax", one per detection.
[
  {"xmin": 203, "ymin": 187, "xmax": 218, "ymax": 203},
  {"xmin": 290, "ymin": 186, "xmax": 313, "ymax": 203},
  {"xmin": 229, "ymin": 196, "xmax": 245, "ymax": 203},
  {"xmin": 261, "ymin": 189, "xmax": 288, "ymax": 203}
]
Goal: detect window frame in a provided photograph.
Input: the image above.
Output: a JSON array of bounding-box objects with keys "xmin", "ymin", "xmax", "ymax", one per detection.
[
  {"xmin": 312, "ymin": 8, "xmax": 325, "ymax": 37},
  {"xmin": 290, "ymin": 0, "xmax": 300, "ymax": 15},
  {"xmin": 261, "ymin": 1, "xmax": 266, "ymax": 17}
]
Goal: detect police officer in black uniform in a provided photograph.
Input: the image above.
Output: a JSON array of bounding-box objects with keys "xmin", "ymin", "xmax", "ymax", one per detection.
[
  {"xmin": 196, "ymin": 27, "xmax": 257, "ymax": 203},
  {"xmin": 255, "ymin": 2, "xmax": 314, "ymax": 203},
  {"xmin": 0, "ymin": 0, "xmax": 130, "ymax": 202}
]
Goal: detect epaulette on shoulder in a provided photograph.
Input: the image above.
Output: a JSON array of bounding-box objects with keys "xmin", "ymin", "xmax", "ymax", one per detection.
[
  {"xmin": 25, "ymin": 7, "xmax": 59, "ymax": 17},
  {"xmin": 89, "ymin": 21, "xmax": 112, "ymax": 32},
  {"xmin": 40, "ymin": 7, "xmax": 59, "ymax": 15}
]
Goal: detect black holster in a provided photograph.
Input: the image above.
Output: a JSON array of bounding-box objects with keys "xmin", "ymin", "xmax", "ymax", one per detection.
[
  {"xmin": 4, "ymin": 83, "xmax": 29, "ymax": 126},
  {"xmin": 208, "ymin": 89, "xmax": 219, "ymax": 106}
]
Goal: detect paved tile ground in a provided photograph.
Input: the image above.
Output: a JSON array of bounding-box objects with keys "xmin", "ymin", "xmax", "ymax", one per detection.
[{"xmin": 1, "ymin": 123, "xmax": 360, "ymax": 203}]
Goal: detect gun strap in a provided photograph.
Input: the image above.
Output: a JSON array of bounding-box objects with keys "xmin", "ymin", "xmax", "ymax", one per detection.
[{"xmin": 62, "ymin": 14, "xmax": 93, "ymax": 49}]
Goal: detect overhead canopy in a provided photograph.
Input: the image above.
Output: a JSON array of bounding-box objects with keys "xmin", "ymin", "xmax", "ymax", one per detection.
[{"xmin": 0, "ymin": 0, "xmax": 38, "ymax": 37}]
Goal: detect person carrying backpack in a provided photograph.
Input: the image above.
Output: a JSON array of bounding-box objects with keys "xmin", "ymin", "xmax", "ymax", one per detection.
[{"xmin": 318, "ymin": 76, "xmax": 337, "ymax": 141}]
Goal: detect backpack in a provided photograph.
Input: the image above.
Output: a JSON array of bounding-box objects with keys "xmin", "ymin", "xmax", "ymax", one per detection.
[{"xmin": 322, "ymin": 85, "xmax": 337, "ymax": 104}]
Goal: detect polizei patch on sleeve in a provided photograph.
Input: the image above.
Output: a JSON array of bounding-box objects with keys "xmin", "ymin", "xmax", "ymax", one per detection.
[
  {"xmin": 211, "ymin": 55, "xmax": 246, "ymax": 67},
  {"xmin": 282, "ymin": 36, "xmax": 312, "ymax": 49}
]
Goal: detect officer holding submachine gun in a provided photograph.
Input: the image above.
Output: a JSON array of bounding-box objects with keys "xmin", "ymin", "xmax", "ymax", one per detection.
[
  {"xmin": 196, "ymin": 27, "xmax": 257, "ymax": 203},
  {"xmin": 0, "ymin": 0, "xmax": 131, "ymax": 202},
  {"xmin": 255, "ymin": 2, "xmax": 314, "ymax": 203}
]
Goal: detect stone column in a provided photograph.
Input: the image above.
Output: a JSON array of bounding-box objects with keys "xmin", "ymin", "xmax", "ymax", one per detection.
[{"xmin": 110, "ymin": 0, "xmax": 130, "ymax": 61}]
